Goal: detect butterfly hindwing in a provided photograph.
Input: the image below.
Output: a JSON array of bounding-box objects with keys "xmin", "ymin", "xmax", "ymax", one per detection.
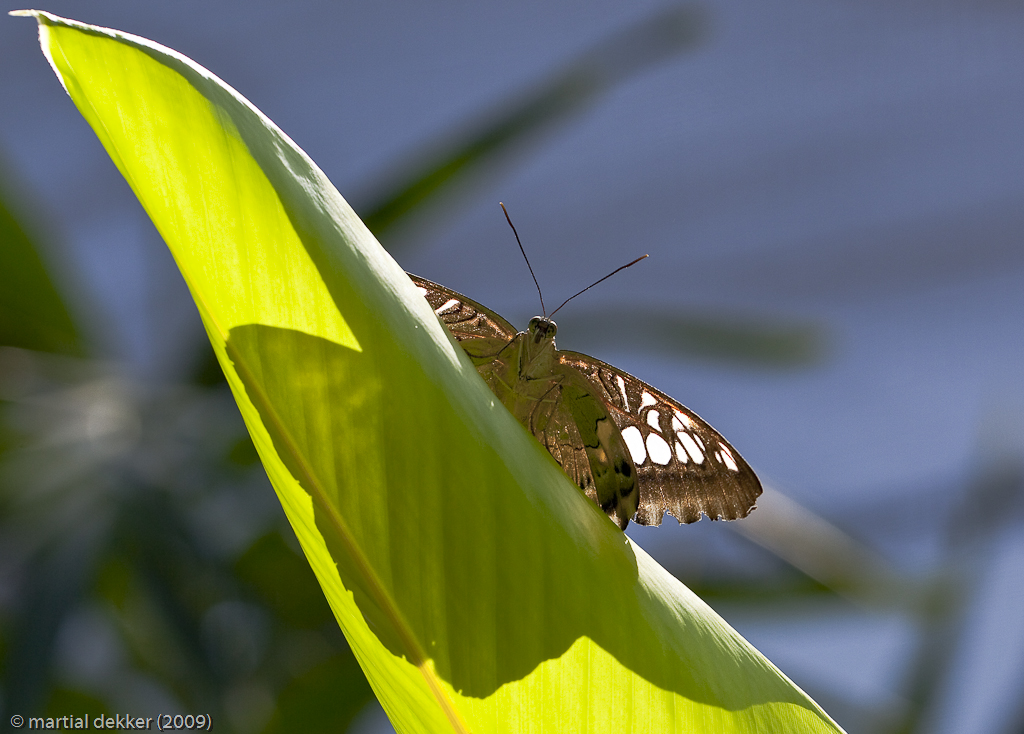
[
  {"xmin": 548, "ymin": 367, "xmax": 640, "ymax": 529},
  {"xmin": 559, "ymin": 351, "xmax": 761, "ymax": 525}
]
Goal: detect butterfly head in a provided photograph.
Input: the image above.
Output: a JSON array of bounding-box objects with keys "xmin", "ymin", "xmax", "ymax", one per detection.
[{"xmin": 528, "ymin": 316, "xmax": 557, "ymax": 344}]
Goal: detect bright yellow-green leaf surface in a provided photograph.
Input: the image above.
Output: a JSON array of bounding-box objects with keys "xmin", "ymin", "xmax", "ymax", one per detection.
[{"xmin": 20, "ymin": 11, "xmax": 846, "ymax": 733}]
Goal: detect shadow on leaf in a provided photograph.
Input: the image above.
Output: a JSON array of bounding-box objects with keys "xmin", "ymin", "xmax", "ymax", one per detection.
[{"xmin": 227, "ymin": 323, "xmax": 821, "ymax": 716}]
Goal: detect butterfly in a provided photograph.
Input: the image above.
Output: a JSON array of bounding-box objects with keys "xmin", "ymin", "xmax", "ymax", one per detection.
[{"xmin": 411, "ymin": 206, "xmax": 762, "ymax": 530}]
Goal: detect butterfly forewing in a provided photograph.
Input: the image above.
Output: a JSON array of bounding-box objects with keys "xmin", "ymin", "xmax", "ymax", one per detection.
[
  {"xmin": 411, "ymin": 274, "xmax": 517, "ymax": 342},
  {"xmin": 559, "ymin": 352, "xmax": 761, "ymax": 525}
]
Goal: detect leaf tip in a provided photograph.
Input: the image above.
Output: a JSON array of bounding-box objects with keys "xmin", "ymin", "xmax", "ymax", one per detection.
[{"xmin": 8, "ymin": 9, "xmax": 63, "ymax": 24}]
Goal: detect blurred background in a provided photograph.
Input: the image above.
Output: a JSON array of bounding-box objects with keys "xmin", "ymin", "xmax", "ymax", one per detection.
[{"xmin": 2, "ymin": 2, "xmax": 1023, "ymax": 732}]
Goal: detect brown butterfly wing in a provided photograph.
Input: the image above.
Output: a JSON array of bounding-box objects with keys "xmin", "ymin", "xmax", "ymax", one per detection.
[
  {"xmin": 531, "ymin": 393, "xmax": 612, "ymax": 521},
  {"xmin": 543, "ymin": 367, "xmax": 640, "ymax": 530},
  {"xmin": 558, "ymin": 352, "xmax": 762, "ymax": 526},
  {"xmin": 409, "ymin": 273, "xmax": 517, "ymax": 347}
]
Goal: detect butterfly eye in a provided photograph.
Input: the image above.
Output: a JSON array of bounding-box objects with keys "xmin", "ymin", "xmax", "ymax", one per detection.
[{"xmin": 528, "ymin": 317, "xmax": 557, "ymax": 342}]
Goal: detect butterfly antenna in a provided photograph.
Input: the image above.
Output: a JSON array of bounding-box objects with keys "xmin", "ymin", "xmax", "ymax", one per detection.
[
  {"xmin": 550, "ymin": 254, "xmax": 649, "ymax": 318},
  {"xmin": 501, "ymin": 202, "xmax": 546, "ymax": 317}
]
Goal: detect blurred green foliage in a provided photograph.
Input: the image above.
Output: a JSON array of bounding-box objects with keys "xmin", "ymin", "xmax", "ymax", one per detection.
[
  {"xmin": 0, "ymin": 157, "xmax": 81, "ymax": 356},
  {"xmin": 0, "ymin": 345, "xmax": 375, "ymax": 730}
]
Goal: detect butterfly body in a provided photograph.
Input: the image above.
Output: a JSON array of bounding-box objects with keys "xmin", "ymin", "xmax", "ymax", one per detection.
[{"xmin": 412, "ymin": 273, "xmax": 761, "ymax": 530}]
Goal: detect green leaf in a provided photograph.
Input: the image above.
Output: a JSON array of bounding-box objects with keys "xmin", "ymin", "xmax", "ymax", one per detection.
[
  {"xmin": 0, "ymin": 151, "xmax": 82, "ymax": 355},
  {"xmin": 21, "ymin": 11, "xmax": 845, "ymax": 733}
]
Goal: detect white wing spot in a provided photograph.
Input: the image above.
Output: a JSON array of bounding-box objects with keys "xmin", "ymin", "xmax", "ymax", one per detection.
[
  {"xmin": 679, "ymin": 432, "xmax": 705, "ymax": 464},
  {"xmin": 719, "ymin": 445, "xmax": 739, "ymax": 472},
  {"xmin": 674, "ymin": 441, "xmax": 689, "ymax": 463},
  {"xmin": 621, "ymin": 426, "xmax": 647, "ymax": 465},
  {"xmin": 694, "ymin": 434, "xmax": 706, "ymax": 450},
  {"xmin": 646, "ymin": 410, "xmax": 661, "ymax": 432},
  {"xmin": 416, "ymin": 286, "xmax": 429, "ymax": 297},
  {"xmin": 616, "ymin": 375, "xmax": 629, "ymax": 409},
  {"xmin": 435, "ymin": 298, "xmax": 460, "ymax": 315},
  {"xmin": 640, "ymin": 391, "xmax": 657, "ymax": 409},
  {"xmin": 646, "ymin": 433, "xmax": 672, "ymax": 465},
  {"xmin": 672, "ymin": 410, "xmax": 693, "ymax": 430}
]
